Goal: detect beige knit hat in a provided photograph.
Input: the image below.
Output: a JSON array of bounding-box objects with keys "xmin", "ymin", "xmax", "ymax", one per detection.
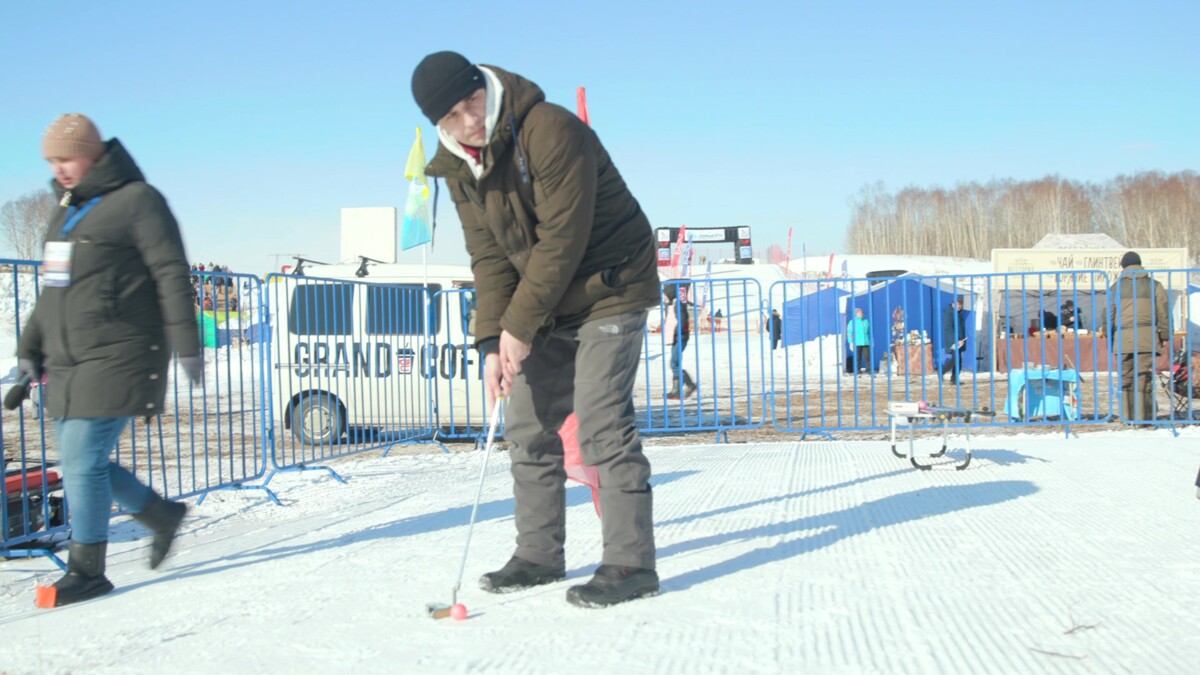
[{"xmin": 42, "ymin": 113, "xmax": 106, "ymax": 160}]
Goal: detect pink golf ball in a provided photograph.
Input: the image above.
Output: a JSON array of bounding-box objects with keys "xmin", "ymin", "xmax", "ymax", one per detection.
[{"xmin": 450, "ymin": 603, "xmax": 468, "ymax": 621}]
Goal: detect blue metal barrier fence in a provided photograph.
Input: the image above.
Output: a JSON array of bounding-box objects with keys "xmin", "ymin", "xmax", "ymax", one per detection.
[
  {"xmin": 637, "ymin": 277, "xmax": 767, "ymax": 442},
  {"xmin": 1, "ymin": 261, "xmax": 61, "ymax": 562},
  {"xmin": 2, "ymin": 266, "xmax": 274, "ymax": 563},
  {"xmin": 765, "ymin": 271, "xmax": 1120, "ymax": 435},
  {"xmin": 5, "ymin": 262, "xmax": 1196, "ymax": 560},
  {"xmin": 264, "ymin": 272, "xmax": 449, "ymax": 484}
]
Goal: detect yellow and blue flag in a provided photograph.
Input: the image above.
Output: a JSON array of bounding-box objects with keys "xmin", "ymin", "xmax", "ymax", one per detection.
[{"xmin": 402, "ymin": 128, "xmax": 432, "ymax": 250}]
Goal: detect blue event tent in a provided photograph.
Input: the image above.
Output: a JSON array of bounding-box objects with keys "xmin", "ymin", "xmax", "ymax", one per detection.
[
  {"xmin": 778, "ymin": 276, "xmax": 977, "ymax": 372},
  {"xmin": 781, "ymin": 286, "xmax": 849, "ymax": 346},
  {"xmin": 844, "ymin": 275, "xmax": 976, "ymax": 372}
]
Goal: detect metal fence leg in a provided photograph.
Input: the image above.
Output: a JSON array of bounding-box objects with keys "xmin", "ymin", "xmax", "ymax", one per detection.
[
  {"xmin": 196, "ymin": 482, "xmax": 282, "ymax": 507},
  {"xmin": 0, "ymin": 547, "xmax": 67, "ymax": 572},
  {"xmin": 382, "ymin": 439, "xmax": 450, "ymax": 457}
]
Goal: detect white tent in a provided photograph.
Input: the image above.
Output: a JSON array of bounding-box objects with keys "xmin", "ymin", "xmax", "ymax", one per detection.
[{"xmin": 1031, "ymin": 233, "xmax": 1125, "ymax": 249}]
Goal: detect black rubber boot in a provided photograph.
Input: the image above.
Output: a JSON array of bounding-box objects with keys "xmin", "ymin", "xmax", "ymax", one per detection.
[
  {"xmin": 681, "ymin": 371, "xmax": 697, "ymax": 399},
  {"xmin": 665, "ymin": 377, "xmax": 680, "ymax": 400},
  {"xmin": 566, "ymin": 564, "xmax": 660, "ymax": 608},
  {"xmin": 131, "ymin": 496, "xmax": 188, "ymax": 569},
  {"xmin": 479, "ymin": 555, "xmax": 565, "ymax": 593},
  {"xmin": 42, "ymin": 541, "xmax": 114, "ymax": 607}
]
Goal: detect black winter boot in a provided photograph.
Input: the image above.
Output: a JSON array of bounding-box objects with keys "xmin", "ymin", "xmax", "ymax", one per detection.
[
  {"xmin": 479, "ymin": 555, "xmax": 566, "ymax": 593},
  {"xmin": 665, "ymin": 377, "xmax": 680, "ymax": 400},
  {"xmin": 566, "ymin": 564, "xmax": 660, "ymax": 608},
  {"xmin": 131, "ymin": 496, "xmax": 188, "ymax": 569},
  {"xmin": 38, "ymin": 541, "xmax": 114, "ymax": 608},
  {"xmin": 681, "ymin": 371, "xmax": 697, "ymax": 399}
]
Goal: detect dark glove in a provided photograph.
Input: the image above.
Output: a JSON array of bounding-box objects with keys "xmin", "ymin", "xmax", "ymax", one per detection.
[
  {"xmin": 6, "ymin": 359, "xmax": 40, "ymax": 410},
  {"xmin": 17, "ymin": 358, "xmax": 41, "ymax": 384},
  {"xmin": 178, "ymin": 355, "xmax": 204, "ymax": 387}
]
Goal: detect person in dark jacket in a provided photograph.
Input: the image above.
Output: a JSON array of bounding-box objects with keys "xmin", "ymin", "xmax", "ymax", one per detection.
[
  {"xmin": 17, "ymin": 114, "xmax": 203, "ymax": 607},
  {"xmin": 1042, "ymin": 309, "xmax": 1059, "ymax": 331},
  {"xmin": 1060, "ymin": 300, "xmax": 1081, "ymax": 331},
  {"xmin": 1108, "ymin": 251, "xmax": 1169, "ymax": 423},
  {"xmin": 942, "ymin": 296, "xmax": 968, "ymax": 384},
  {"xmin": 663, "ymin": 284, "xmax": 696, "ymax": 399},
  {"xmin": 415, "ymin": 52, "xmax": 659, "ymax": 607},
  {"xmin": 768, "ymin": 309, "xmax": 782, "ymax": 350}
]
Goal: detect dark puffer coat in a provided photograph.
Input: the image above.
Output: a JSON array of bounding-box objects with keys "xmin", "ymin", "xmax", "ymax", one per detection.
[
  {"xmin": 17, "ymin": 139, "xmax": 200, "ymax": 418},
  {"xmin": 425, "ymin": 66, "xmax": 660, "ymax": 346}
]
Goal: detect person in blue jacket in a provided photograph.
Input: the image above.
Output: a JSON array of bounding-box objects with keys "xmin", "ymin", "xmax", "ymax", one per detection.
[{"xmin": 847, "ymin": 307, "xmax": 872, "ymax": 376}]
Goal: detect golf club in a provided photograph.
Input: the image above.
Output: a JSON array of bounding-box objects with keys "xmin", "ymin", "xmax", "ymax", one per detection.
[{"xmin": 427, "ymin": 395, "xmax": 505, "ymax": 620}]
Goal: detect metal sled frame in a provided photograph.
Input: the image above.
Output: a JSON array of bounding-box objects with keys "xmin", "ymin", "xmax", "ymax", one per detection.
[{"xmin": 888, "ymin": 407, "xmax": 980, "ymax": 471}]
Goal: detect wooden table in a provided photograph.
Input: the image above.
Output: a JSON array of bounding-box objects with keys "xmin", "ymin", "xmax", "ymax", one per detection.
[
  {"xmin": 892, "ymin": 342, "xmax": 935, "ymax": 376},
  {"xmin": 996, "ymin": 334, "xmax": 1197, "ymax": 373},
  {"xmin": 996, "ymin": 334, "xmax": 1108, "ymax": 372}
]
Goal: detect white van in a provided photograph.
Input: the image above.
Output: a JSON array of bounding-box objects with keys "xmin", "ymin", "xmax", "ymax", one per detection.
[{"xmin": 266, "ymin": 263, "xmax": 489, "ymax": 447}]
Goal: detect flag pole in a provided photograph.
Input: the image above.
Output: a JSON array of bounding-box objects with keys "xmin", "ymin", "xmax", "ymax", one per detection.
[
  {"xmin": 423, "ymin": 242, "xmax": 431, "ymax": 344},
  {"xmin": 403, "ymin": 125, "xmax": 434, "ymax": 340},
  {"xmin": 786, "ymin": 227, "xmax": 793, "ymax": 278}
]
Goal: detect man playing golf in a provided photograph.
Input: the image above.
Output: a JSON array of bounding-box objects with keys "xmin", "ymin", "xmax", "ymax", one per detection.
[{"xmin": 413, "ymin": 52, "xmax": 660, "ymax": 607}]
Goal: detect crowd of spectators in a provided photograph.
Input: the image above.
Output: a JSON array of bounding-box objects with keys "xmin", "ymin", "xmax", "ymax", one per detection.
[
  {"xmin": 190, "ymin": 262, "xmax": 235, "ymax": 284},
  {"xmin": 190, "ymin": 262, "xmax": 239, "ymax": 311}
]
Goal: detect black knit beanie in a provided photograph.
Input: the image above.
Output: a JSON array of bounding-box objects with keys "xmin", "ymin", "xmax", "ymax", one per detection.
[
  {"xmin": 1120, "ymin": 251, "xmax": 1141, "ymax": 268},
  {"xmin": 411, "ymin": 51, "xmax": 485, "ymax": 125}
]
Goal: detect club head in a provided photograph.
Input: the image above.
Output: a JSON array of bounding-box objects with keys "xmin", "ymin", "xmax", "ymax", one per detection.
[{"xmin": 426, "ymin": 602, "xmax": 452, "ymax": 619}]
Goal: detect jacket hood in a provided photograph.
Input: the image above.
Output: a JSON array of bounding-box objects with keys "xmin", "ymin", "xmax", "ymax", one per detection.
[
  {"xmin": 50, "ymin": 138, "xmax": 145, "ymax": 204},
  {"xmin": 426, "ymin": 65, "xmax": 546, "ymax": 181},
  {"xmin": 434, "ymin": 66, "xmax": 505, "ymax": 180}
]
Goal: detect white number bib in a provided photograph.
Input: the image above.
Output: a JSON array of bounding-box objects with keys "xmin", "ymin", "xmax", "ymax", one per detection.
[{"xmin": 42, "ymin": 241, "xmax": 74, "ymax": 287}]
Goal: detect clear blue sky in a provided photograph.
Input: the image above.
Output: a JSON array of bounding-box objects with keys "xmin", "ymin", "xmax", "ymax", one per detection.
[{"xmin": 1, "ymin": 0, "xmax": 1196, "ymax": 275}]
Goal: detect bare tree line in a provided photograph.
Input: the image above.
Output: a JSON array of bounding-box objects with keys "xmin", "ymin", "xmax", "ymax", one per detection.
[
  {"xmin": 846, "ymin": 171, "xmax": 1200, "ymax": 261},
  {"xmin": 9, "ymin": 171, "xmax": 1198, "ymax": 267},
  {"xmin": 1, "ymin": 189, "xmax": 57, "ymax": 260}
]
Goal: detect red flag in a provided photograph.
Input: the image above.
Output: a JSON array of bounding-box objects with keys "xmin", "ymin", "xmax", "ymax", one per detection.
[
  {"xmin": 576, "ymin": 87, "xmax": 590, "ymax": 127},
  {"xmin": 558, "ymin": 413, "xmax": 601, "ymax": 518}
]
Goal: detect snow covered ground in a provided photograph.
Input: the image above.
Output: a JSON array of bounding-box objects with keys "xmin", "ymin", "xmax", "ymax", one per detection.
[{"xmin": 2, "ymin": 426, "xmax": 1198, "ymax": 673}]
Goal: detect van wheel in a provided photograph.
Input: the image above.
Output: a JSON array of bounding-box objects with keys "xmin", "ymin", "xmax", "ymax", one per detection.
[{"xmin": 291, "ymin": 393, "xmax": 344, "ymax": 446}]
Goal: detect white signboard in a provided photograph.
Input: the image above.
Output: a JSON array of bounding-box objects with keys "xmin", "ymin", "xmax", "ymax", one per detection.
[
  {"xmin": 341, "ymin": 207, "xmax": 397, "ymax": 264},
  {"xmin": 991, "ymin": 247, "xmax": 1188, "ymax": 290},
  {"xmin": 689, "ymin": 229, "xmax": 730, "ymax": 243}
]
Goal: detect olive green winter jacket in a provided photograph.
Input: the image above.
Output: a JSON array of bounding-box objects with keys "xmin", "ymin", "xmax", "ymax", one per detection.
[
  {"xmin": 1107, "ymin": 265, "xmax": 1170, "ymax": 355},
  {"xmin": 17, "ymin": 139, "xmax": 200, "ymax": 418},
  {"xmin": 425, "ymin": 66, "xmax": 660, "ymax": 346}
]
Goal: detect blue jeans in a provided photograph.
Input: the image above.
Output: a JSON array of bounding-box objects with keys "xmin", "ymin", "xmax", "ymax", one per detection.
[
  {"xmin": 56, "ymin": 417, "xmax": 154, "ymax": 544},
  {"xmin": 669, "ymin": 341, "xmax": 686, "ymax": 375}
]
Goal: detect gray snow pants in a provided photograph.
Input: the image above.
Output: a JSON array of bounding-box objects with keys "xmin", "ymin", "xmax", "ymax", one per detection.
[
  {"xmin": 1119, "ymin": 352, "xmax": 1155, "ymax": 422},
  {"xmin": 504, "ymin": 310, "xmax": 656, "ymax": 570}
]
